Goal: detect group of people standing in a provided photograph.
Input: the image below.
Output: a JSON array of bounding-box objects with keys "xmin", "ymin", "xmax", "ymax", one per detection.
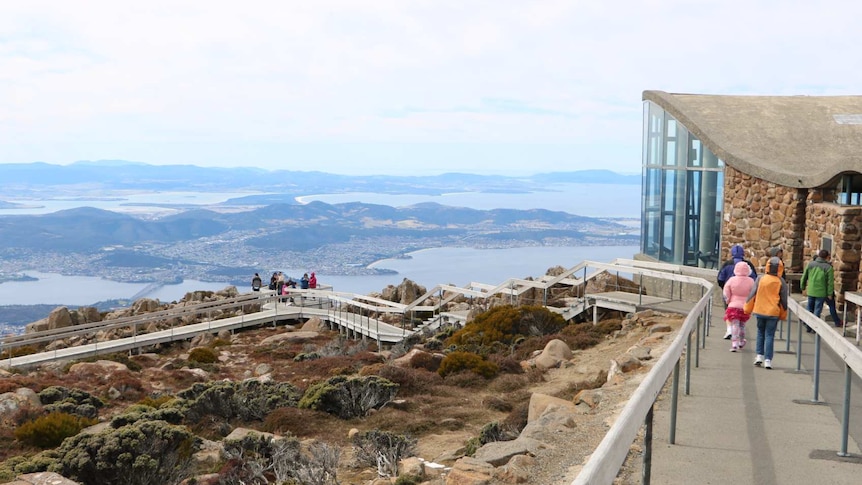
[
  {"xmin": 717, "ymin": 244, "xmax": 840, "ymax": 370},
  {"xmin": 251, "ymin": 271, "xmax": 318, "ymax": 299}
]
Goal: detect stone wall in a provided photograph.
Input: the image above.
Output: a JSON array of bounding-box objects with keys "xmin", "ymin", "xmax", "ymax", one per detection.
[
  {"xmin": 804, "ymin": 192, "xmax": 862, "ymax": 298},
  {"xmin": 720, "ymin": 165, "xmax": 807, "ymax": 274}
]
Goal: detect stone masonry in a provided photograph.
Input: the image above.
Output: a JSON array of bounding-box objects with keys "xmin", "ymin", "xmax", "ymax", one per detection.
[{"xmin": 720, "ymin": 165, "xmax": 807, "ymax": 274}]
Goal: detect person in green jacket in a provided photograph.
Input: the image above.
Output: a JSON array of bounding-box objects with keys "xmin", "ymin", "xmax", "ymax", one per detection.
[{"xmin": 800, "ymin": 249, "xmax": 835, "ymax": 332}]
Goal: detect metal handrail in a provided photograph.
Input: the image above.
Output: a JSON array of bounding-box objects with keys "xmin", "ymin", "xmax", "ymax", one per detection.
[{"xmin": 572, "ymin": 269, "xmax": 712, "ymax": 485}]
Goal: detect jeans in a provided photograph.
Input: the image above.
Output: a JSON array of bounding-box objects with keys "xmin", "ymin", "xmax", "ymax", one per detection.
[
  {"xmin": 755, "ymin": 316, "xmax": 779, "ymax": 360},
  {"xmin": 807, "ymin": 296, "xmax": 826, "ymax": 318}
]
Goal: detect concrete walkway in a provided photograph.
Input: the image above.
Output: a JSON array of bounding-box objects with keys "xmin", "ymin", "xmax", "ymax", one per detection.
[{"xmin": 650, "ymin": 301, "xmax": 862, "ymax": 484}]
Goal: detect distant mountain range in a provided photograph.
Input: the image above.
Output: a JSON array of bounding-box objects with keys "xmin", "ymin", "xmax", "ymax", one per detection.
[
  {"xmin": 0, "ymin": 160, "xmax": 640, "ymax": 197},
  {"xmin": 0, "ymin": 201, "xmax": 626, "ymax": 253},
  {"xmin": 0, "ymin": 161, "xmax": 639, "ymax": 297}
]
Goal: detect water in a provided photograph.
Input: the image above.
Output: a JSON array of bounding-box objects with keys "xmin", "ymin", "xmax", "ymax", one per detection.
[
  {"xmin": 0, "ymin": 183, "xmax": 641, "ymax": 218},
  {"xmin": 0, "ymin": 246, "xmax": 638, "ymax": 307},
  {"xmin": 0, "ymin": 191, "xmax": 260, "ymax": 216},
  {"xmin": 297, "ymin": 183, "xmax": 640, "ymax": 218}
]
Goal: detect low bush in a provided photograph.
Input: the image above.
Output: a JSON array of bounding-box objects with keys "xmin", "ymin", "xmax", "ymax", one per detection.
[
  {"xmin": 488, "ymin": 374, "xmax": 529, "ymax": 393},
  {"xmin": 38, "ymin": 386, "xmax": 104, "ymax": 419},
  {"xmin": 442, "ymin": 370, "xmax": 488, "ymax": 388},
  {"xmin": 176, "ymin": 380, "xmax": 302, "ymax": 423},
  {"xmin": 14, "ymin": 411, "xmax": 97, "ymax": 449},
  {"xmin": 437, "ymin": 351, "xmax": 499, "ymax": 379},
  {"xmin": 371, "ymin": 365, "xmax": 442, "ymax": 394},
  {"xmin": 52, "ymin": 419, "xmax": 197, "ymax": 485},
  {"xmin": 137, "ymin": 394, "xmax": 174, "ymax": 409},
  {"xmin": 187, "ymin": 347, "xmax": 218, "ymax": 364},
  {"xmin": 352, "ymin": 429, "xmax": 417, "ymax": 478},
  {"xmin": 299, "ymin": 375, "xmax": 398, "ymax": 419},
  {"xmin": 445, "ymin": 305, "xmax": 566, "ymax": 351}
]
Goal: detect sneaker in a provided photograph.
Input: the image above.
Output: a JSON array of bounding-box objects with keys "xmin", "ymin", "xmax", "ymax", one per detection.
[
  {"xmin": 723, "ymin": 332, "xmax": 732, "ymax": 340},
  {"xmin": 730, "ymin": 346, "xmax": 738, "ymax": 352},
  {"xmin": 754, "ymin": 355, "xmax": 764, "ymax": 366},
  {"xmin": 764, "ymin": 359, "xmax": 772, "ymax": 370},
  {"xmin": 739, "ymin": 339, "xmax": 747, "ymax": 349}
]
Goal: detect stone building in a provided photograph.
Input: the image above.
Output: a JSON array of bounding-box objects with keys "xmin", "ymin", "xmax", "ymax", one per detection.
[{"xmin": 638, "ymin": 90, "xmax": 862, "ymax": 299}]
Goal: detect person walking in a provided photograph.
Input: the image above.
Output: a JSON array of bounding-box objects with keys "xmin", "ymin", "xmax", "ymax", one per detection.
[
  {"xmin": 744, "ymin": 256, "xmax": 789, "ymax": 370},
  {"xmin": 769, "ymin": 246, "xmax": 786, "ymax": 280},
  {"xmin": 800, "ymin": 249, "xmax": 835, "ymax": 332},
  {"xmin": 717, "ymin": 244, "xmax": 757, "ymax": 339},
  {"xmin": 723, "ymin": 261, "xmax": 755, "ymax": 352},
  {"xmin": 251, "ymin": 273, "xmax": 262, "ymax": 292}
]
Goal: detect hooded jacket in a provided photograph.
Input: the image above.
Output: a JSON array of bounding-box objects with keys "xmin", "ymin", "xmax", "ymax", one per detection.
[
  {"xmin": 744, "ymin": 257, "xmax": 788, "ymax": 320},
  {"xmin": 800, "ymin": 256, "xmax": 834, "ymax": 298},
  {"xmin": 724, "ymin": 261, "xmax": 756, "ymax": 309},
  {"xmin": 717, "ymin": 245, "xmax": 757, "ymax": 288}
]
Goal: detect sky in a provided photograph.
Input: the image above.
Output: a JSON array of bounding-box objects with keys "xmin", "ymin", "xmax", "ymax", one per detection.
[{"xmin": 1, "ymin": 1, "xmax": 861, "ymax": 176}]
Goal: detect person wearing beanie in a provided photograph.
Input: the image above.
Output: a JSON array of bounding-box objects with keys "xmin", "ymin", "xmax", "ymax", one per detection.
[
  {"xmin": 768, "ymin": 246, "xmax": 786, "ymax": 280},
  {"xmin": 723, "ymin": 261, "xmax": 755, "ymax": 352},
  {"xmin": 717, "ymin": 244, "xmax": 757, "ymax": 339},
  {"xmin": 744, "ymin": 257, "xmax": 789, "ymax": 370},
  {"xmin": 800, "ymin": 249, "xmax": 835, "ymax": 333}
]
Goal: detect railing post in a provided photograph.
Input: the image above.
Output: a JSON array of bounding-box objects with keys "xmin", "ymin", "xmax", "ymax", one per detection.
[
  {"xmin": 670, "ymin": 359, "xmax": 680, "ymax": 444},
  {"xmin": 796, "ymin": 314, "xmax": 804, "ymax": 372},
  {"xmin": 639, "ymin": 273, "xmax": 643, "ymax": 306},
  {"xmin": 812, "ymin": 333, "xmax": 822, "ymax": 403},
  {"xmin": 643, "ymin": 404, "xmax": 654, "ymax": 485},
  {"xmin": 695, "ymin": 314, "xmax": 700, "ymax": 368},
  {"xmin": 785, "ymin": 314, "xmax": 793, "ymax": 353},
  {"xmin": 685, "ymin": 330, "xmax": 691, "ymax": 395},
  {"xmin": 838, "ymin": 363, "xmax": 852, "ymax": 457}
]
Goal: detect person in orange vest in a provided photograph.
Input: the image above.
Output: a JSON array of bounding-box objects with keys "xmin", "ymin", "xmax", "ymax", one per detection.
[{"xmin": 744, "ymin": 256, "xmax": 788, "ymax": 370}]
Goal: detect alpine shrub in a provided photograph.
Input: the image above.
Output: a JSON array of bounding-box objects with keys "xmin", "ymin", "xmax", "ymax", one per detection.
[{"xmin": 14, "ymin": 412, "xmax": 97, "ymax": 449}]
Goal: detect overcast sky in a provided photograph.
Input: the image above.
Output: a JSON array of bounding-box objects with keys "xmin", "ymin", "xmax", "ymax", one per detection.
[{"xmin": 1, "ymin": 1, "xmax": 860, "ymax": 176}]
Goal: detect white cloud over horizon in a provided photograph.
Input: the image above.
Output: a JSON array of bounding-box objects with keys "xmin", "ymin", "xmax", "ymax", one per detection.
[{"xmin": 1, "ymin": 0, "xmax": 860, "ymax": 175}]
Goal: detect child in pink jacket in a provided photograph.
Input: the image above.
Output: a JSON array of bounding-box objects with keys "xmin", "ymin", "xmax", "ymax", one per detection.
[{"xmin": 723, "ymin": 261, "xmax": 755, "ymax": 352}]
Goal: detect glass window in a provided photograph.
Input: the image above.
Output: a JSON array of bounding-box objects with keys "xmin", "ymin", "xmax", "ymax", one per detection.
[{"xmin": 640, "ymin": 102, "xmax": 726, "ymax": 268}]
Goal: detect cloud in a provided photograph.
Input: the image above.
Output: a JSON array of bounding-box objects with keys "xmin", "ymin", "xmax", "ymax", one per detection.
[{"xmin": 1, "ymin": 1, "xmax": 861, "ymax": 174}]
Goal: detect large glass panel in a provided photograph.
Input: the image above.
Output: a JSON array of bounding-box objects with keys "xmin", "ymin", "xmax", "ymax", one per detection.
[
  {"xmin": 640, "ymin": 104, "xmax": 726, "ymax": 267},
  {"xmin": 689, "ymin": 138, "xmax": 702, "ymax": 167},
  {"xmin": 703, "ymin": 146, "xmax": 720, "ymax": 169}
]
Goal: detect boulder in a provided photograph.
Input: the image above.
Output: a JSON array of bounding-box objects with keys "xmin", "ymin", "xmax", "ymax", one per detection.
[
  {"xmin": 67, "ymin": 360, "xmax": 130, "ymax": 377},
  {"xmin": 260, "ymin": 331, "xmax": 319, "ymax": 345},
  {"xmin": 392, "ymin": 348, "xmax": 442, "ymax": 371},
  {"xmin": 131, "ymin": 298, "xmax": 161, "ymax": 314},
  {"xmin": 13, "ymin": 472, "xmax": 80, "ymax": 484},
  {"xmin": 224, "ymin": 427, "xmax": 279, "ymax": 442},
  {"xmin": 0, "ymin": 388, "xmax": 42, "ymax": 426},
  {"xmin": 472, "ymin": 437, "xmax": 543, "ymax": 467},
  {"xmin": 527, "ymin": 393, "xmax": 577, "ymax": 423},
  {"xmin": 300, "ymin": 316, "xmax": 325, "ymax": 331},
  {"xmin": 446, "ymin": 456, "xmax": 495, "ymax": 485},
  {"xmin": 534, "ymin": 339, "xmax": 573, "ymax": 370},
  {"xmin": 48, "ymin": 307, "xmax": 73, "ymax": 330}
]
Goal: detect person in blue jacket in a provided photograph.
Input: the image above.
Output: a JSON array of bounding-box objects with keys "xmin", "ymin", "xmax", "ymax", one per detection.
[{"xmin": 717, "ymin": 244, "xmax": 757, "ymax": 338}]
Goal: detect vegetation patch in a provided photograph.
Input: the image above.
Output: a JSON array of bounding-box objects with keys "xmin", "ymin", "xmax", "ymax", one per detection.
[
  {"xmin": 14, "ymin": 411, "xmax": 97, "ymax": 449},
  {"xmin": 299, "ymin": 375, "xmax": 398, "ymax": 419}
]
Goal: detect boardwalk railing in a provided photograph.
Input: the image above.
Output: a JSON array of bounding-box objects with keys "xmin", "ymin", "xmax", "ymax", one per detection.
[
  {"xmin": 573, "ymin": 265, "xmax": 862, "ymax": 484},
  {"xmin": 572, "ymin": 261, "xmax": 714, "ymax": 485}
]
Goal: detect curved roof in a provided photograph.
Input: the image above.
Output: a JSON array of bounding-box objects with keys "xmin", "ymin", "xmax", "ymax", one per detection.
[{"xmin": 643, "ymin": 90, "xmax": 862, "ymax": 188}]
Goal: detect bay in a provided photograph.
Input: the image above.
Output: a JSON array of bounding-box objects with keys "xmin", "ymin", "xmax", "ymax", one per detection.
[
  {"xmin": 0, "ymin": 246, "xmax": 637, "ymax": 307},
  {"xmin": 297, "ymin": 183, "xmax": 640, "ymax": 218}
]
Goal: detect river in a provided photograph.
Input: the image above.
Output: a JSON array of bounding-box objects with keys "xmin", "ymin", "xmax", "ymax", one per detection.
[{"xmin": 0, "ymin": 245, "xmax": 638, "ymax": 307}]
